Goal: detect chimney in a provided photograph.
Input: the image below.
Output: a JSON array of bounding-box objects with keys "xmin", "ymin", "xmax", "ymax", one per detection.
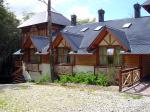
[
  {"xmin": 71, "ymin": 15, "xmax": 77, "ymax": 26},
  {"xmin": 134, "ymin": 3, "xmax": 141, "ymax": 18},
  {"xmin": 98, "ymin": 9, "xmax": 105, "ymax": 22}
]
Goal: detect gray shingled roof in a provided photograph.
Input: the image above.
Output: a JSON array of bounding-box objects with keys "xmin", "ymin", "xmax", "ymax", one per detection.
[
  {"xmin": 142, "ymin": 0, "xmax": 150, "ymax": 13},
  {"xmin": 25, "ymin": 16, "xmax": 150, "ymax": 55},
  {"xmin": 18, "ymin": 11, "xmax": 70, "ymax": 28},
  {"xmin": 31, "ymin": 36, "xmax": 49, "ymax": 52},
  {"xmin": 62, "ymin": 16, "xmax": 150, "ymax": 54},
  {"xmin": 61, "ymin": 32, "xmax": 84, "ymax": 51},
  {"xmin": 104, "ymin": 26, "xmax": 130, "ymax": 51},
  {"xmin": 31, "ymin": 33, "xmax": 56, "ymax": 54}
]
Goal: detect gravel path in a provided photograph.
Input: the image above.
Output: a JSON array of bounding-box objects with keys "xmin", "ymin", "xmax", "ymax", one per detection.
[{"xmin": 0, "ymin": 83, "xmax": 150, "ymax": 112}]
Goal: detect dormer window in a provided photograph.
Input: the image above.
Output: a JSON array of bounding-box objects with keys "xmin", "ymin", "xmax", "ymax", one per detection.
[
  {"xmin": 94, "ymin": 26, "xmax": 103, "ymax": 31},
  {"xmin": 122, "ymin": 23, "xmax": 132, "ymax": 28},
  {"xmin": 80, "ymin": 27, "xmax": 89, "ymax": 32}
]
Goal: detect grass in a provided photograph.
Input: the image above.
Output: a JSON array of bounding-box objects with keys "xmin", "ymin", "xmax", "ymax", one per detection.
[
  {"xmin": 0, "ymin": 99, "xmax": 7, "ymax": 109},
  {"xmin": 124, "ymin": 94, "xmax": 143, "ymax": 100},
  {"xmin": 19, "ymin": 85, "xmax": 29, "ymax": 90},
  {"xmin": 36, "ymin": 74, "xmax": 51, "ymax": 84}
]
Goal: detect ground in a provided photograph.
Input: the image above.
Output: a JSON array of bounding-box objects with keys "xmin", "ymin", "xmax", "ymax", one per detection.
[{"xmin": 0, "ymin": 83, "xmax": 150, "ymax": 112}]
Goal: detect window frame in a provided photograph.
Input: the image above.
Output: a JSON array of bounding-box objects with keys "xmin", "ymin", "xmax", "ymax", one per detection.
[
  {"xmin": 98, "ymin": 46, "xmax": 122, "ymax": 66},
  {"xmin": 57, "ymin": 47, "xmax": 73, "ymax": 65}
]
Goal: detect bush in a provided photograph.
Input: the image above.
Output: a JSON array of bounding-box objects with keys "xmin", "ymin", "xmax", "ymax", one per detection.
[
  {"xmin": 36, "ymin": 74, "xmax": 51, "ymax": 84},
  {"xmin": 107, "ymin": 67, "xmax": 117, "ymax": 85},
  {"xmin": 58, "ymin": 75, "xmax": 73, "ymax": 84},
  {"xmin": 96, "ymin": 73, "xmax": 108, "ymax": 86}
]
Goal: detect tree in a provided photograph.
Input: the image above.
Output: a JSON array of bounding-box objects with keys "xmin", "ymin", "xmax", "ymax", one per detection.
[
  {"xmin": 22, "ymin": 11, "xmax": 35, "ymax": 22},
  {"xmin": 77, "ymin": 18, "xmax": 96, "ymax": 25},
  {"xmin": 0, "ymin": 1, "xmax": 20, "ymax": 83},
  {"xmin": 38, "ymin": 0, "xmax": 55, "ymax": 82}
]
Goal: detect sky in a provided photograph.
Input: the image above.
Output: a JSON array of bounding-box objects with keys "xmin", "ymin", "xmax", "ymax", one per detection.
[{"xmin": 5, "ymin": 0, "xmax": 150, "ymax": 21}]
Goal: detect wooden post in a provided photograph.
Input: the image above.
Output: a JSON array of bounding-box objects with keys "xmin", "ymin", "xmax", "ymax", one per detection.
[
  {"xmin": 119, "ymin": 70, "xmax": 122, "ymax": 92},
  {"xmin": 47, "ymin": 0, "xmax": 55, "ymax": 82}
]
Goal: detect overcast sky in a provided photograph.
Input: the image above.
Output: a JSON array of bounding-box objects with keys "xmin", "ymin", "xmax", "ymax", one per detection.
[{"xmin": 5, "ymin": 0, "xmax": 150, "ymax": 21}]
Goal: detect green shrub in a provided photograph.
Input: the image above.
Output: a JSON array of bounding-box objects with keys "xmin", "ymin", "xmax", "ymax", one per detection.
[
  {"xmin": 36, "ymin": 74, "xmax": 51, "ymax": 84},
  {"xmin": 96, "ymin": 73, "xmax": 108, "ymax": 86},
  {"xmin": 58, "ymin": 75, "xmax": 73, "ymax": 84}
]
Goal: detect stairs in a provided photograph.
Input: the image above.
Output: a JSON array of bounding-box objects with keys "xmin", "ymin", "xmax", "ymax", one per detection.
[{"xmin": 12, "ymin": 67, "xmax": 26, "ymax": 83}]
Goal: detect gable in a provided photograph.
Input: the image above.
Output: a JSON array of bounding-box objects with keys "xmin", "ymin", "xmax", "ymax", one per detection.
[
  {"xmin": 58, "ymin": 38, "xmax": 71, "ymax": 48},
  {"xmin": 89, "ymin": 26, "xmax": 130, "ymax": 51},
  {"xmin": 53, "ymin": 33, "xmax": 71, "ymax": 49},
  {"xmin": 99, "ymin": 33, "xmax": 119, "ymax": 46}
]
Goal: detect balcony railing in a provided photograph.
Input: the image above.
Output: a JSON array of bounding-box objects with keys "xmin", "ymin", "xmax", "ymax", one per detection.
[{"xmin": 119, "ymin": 67, "xmax": 141, "ymax": 91}]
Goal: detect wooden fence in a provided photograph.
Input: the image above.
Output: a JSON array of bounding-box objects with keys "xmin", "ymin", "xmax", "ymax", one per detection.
[{"xmin": 119, "ymin": 67, "xmax": 141, "ymax": 91}]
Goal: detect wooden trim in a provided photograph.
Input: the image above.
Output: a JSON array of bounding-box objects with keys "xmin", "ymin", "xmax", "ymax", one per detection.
[{"xmin": 88, "ymin": 27, "xmax": 128, "ymax": 51}]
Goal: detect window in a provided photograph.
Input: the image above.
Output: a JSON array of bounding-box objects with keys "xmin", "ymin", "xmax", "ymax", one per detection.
[
  {"xmin": 29, "ymin": 49, "xmax": 41, "ymax": 64},
  {"xmin": 80, "ymin": 27, "xmax": 89, "ymax": 32},
  {"xmin": 99, "ymin": 46, "xmax": 122, "ymax": 66},
  {"xmin": 122, "ymin": 23, "xmax": 132, "ymax": 28},
  {"xmin": 94, "ymin": 26, "xmax": 103, "ymax": 31},
  {"xmin": 57, "ymin": 48, "xmax": 73, "ymax": 64}
]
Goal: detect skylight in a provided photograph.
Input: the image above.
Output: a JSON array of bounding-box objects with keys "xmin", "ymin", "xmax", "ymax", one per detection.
[
  {"xmin": 64, "ymin": 29, "xmax": 68, "ymax": 32},
  {"xmin": 122, "ymin": 23, "xmax": 132, "ymax": 28},
  {"xmin": 94, "ymin": 26, "xmax": 103, "ymax": 31},
  {"xmin": 80, "ymin": 27, "xmax": 89, "ymax": 32}
]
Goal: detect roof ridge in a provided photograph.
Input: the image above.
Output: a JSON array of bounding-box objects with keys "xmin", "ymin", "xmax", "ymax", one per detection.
[{"xmin": 61, "ymin": 31, "xmax": 84, "ymax": 37}]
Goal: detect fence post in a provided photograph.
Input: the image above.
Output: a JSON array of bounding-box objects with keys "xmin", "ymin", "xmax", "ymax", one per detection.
[{"xmin": 119, "ymin": 70, "xmax": 122, "ymax": 92}]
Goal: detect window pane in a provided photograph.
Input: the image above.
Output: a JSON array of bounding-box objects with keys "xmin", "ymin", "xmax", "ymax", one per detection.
[
  {"xmin": 57, "ymin": 48, "xmax": 71, "ymax": 64},
  {"xmin": 99, "ymin": 47, "xmax": 107, "ymax": 65},
  {"xmin": 114, "ymin": 47, "xmax": 122, "ymax": 65}
]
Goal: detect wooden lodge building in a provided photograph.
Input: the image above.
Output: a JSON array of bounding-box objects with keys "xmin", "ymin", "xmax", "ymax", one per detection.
[{"xmin": 13, "ymin": 0, "xmax": 150, "ymax": 90}]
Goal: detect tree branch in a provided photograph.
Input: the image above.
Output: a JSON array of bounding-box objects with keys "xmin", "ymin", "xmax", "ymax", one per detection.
[{"xmin": 38, "ymin": 0, "xmax": 47, "ymax": 5}]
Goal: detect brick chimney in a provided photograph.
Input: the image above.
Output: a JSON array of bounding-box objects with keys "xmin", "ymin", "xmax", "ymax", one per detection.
[
  {"xmin": 98, "ymin": 9, "xmax": 105, "ymax": 22},
  {"xmin": 71, "ymin": 15, "xmax": 77, "ymax": 26},
  {"xmin": 134, "ymin": 3, "xmax": 141, "ymax": 18}
]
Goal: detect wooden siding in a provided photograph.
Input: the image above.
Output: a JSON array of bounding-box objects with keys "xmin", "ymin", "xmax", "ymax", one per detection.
[
  {"xmin": 142, "ymin": 55, "xmax": 150, "ymax": 77},
  {"xmin": 123, "ymin": 55, "xmax": 140, "ymax": 68},
  {"xmin": 75, "ymin": 55, "xmax": 96, "ymax": 65},
  {"xmin": 21, "ymin": 23, "xmax": 62, "ymax": 47},
  {"xmin": 41, "ymin": 55, "xmax": 50, "ymax": 64}
]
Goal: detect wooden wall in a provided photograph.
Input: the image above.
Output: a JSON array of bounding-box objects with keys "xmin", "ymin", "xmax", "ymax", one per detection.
[
  {"xmin": 142, "ymin": 55, "xmax": 150, "ymax": 77},
  {"xmin": 123, "ymin": 55, "xmax": 140, "ymax": 67},
  {"xmin": 75, "ymin": 55, "xmax": 96, "ymax": 66},
  {"xmin": 21, "ymin": 23, "xmax": 63, "ymax": 47}
]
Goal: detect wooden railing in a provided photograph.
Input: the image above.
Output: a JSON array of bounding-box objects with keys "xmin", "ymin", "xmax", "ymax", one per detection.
[{"xmin": 119, "ymin": 67, "xmax": 141, "ymax": 91}]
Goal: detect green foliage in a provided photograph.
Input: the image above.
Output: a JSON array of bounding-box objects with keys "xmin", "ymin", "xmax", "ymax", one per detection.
[
  {"xmin": 0, "ymin": 1, "xmax": 20, "ymax": 82},
  {"xmin": 36, "ymin": 74, "xmax": 51, "ymax": 84},
  {"xmin": 56, "ymin": 72, "xmax": 109, "ymax": 86},
  {"xmin": 96, "ymin": 73, "xmax": 108, "ymax": 86},
  {"xmin": 22, "ymin": 11, "xmax": 35, "ymax": 22},
  {"xmin": 57, "ymin": 75, "xmax": 73, "ymax": 84},
  {"xmin": 0, "ymin": 99, "xmax": 7, "ymax": 108},
  {"xmin": 77, "ymin": 18, "xmax": 96, "ymax": 25}
]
